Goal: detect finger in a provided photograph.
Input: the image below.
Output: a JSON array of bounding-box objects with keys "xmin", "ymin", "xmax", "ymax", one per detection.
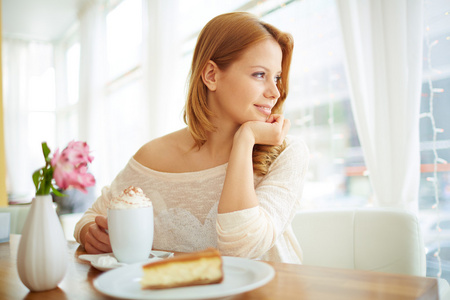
[
  {"xmin": 273, "ymin": 114, "xmax": 285, "ymax": 126},
  {"xmin": 90, "ymin": 225, "xmax": 112, "ymax": 250},
  {"xmin": 91, "ymin": 239, "xmax": 112, "ymax": 253},
  {"xmin": 86, "ymin": 231, "xmax": 112, "ymax": 253},
  {"xmin": 270, "ymin": 116, "xmax": 288, "ymax": 145},
  {"xmin": 275, "ymin": 114, "xmax": 284, "ymax": 125},
  {"xmin": 266, "ymin": 114, "xmax": 282, "ymax": 124},
  {"xmin": 85, "ymin": 231, "xmax": 105, "ymax": 254},
  {"xmin": 266, "ymin": 114, "xmax": 275, "ymax": 123},
  {"xmin": 95, "ymin": 215, "xmax": 108, "ymax": 230},
  {"xmin": 85, "ymin": 240, "xmax": 103, "ymax": 254},
  {"xmin": 281, "ymin": 118, "xmax": 291, "ymax": 136}
]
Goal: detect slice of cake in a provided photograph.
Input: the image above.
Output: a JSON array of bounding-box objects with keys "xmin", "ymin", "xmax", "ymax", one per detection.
[{"xmin": 141, "ymin": 248, "xmax": 224, "ymax": 289}]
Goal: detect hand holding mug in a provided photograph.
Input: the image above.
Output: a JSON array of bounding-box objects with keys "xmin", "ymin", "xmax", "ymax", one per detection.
[{"xmin": 84, "ymin": 215, "xmax": 112, "ymax": 254}]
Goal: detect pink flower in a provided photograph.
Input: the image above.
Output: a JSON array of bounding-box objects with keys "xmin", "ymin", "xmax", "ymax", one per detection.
[{"xmin": 51, "ymin": 141, "xmax": 96, "ymax": 193}]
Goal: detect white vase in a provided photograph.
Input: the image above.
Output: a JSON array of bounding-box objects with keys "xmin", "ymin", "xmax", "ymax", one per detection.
[{"xmin": 17, "ymin": 194, "xmax": 68, "ymax": 292}]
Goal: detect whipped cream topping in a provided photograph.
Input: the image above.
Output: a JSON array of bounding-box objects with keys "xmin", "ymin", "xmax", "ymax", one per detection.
[
  {"xmin": 97, "ymin": 255, "xmax": 118, "ymax": 267},
  {"xmin": 109, "ymin": 186, "xmax": 152, "ymax": 209}
]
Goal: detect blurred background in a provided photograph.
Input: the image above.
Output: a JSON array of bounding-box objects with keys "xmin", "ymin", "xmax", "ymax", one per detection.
[{"xmin": 2, "ymin": 0, "xmax": 450, "ymax": 281}]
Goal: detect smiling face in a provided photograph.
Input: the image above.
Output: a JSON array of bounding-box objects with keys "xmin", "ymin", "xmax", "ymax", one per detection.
[{"xmin": 207, "ymin": 38, "xmax": 283, "ymax": 128}]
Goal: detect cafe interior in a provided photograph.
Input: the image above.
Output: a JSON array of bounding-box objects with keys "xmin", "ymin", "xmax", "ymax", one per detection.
[{"xmin": 0, "ymin": 0, "xmax": 450, "ymax": 299}]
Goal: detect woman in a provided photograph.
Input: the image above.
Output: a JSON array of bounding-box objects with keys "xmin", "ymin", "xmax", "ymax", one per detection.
[{"xmin": 74, "ymin": 12, "xmax": 309, "ymax": 264}]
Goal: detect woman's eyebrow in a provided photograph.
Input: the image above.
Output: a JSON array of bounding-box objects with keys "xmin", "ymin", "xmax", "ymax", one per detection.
[{"xmin": 250, "ymin": 65, "xmax": 282, "ymax": 74}]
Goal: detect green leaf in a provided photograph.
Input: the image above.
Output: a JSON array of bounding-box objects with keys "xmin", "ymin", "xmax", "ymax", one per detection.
[
  {"xmin": 44, "ymin": 165, "xmax": 52, "ymax": 177},
  {"xmin": 51, "ymin": 186, "xmax": 66, "ymax": 197},
  {"xmin": 32, "ymin": 169, "xmax": 41, "ymax": 191},
  {"xmin": 42, "ymin": 142, "xmax": 51, "ymax": 161}
]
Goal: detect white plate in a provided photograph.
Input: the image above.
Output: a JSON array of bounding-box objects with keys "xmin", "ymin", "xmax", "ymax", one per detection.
[
  {"xmin": 79, "ymin": 253, "xmax": 126, "ymax": 271},
  {"xmin": 80, "ymin": 251, "xmax": 173, "ymax": 272},
  {"xmin": 93, "ymin": 256, "xmax": 275, "ymax": 299}
]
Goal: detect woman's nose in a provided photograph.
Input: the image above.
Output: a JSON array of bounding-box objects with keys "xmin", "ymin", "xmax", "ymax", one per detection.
[{"xmin": 264, "ymin": 80, "xmax": 281, "ymax": 100}]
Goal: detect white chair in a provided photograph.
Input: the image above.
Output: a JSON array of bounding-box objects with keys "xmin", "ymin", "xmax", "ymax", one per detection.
[
  {"xmin": 0, "ymin": 203, "xmax": 82, "ymax": 241},
  {"xmin": 59, "ymin": 212, "xmax": 84, "ymax": 241},
  {"xmin": 0, "ymin": 204, "xmax": 31, "ymax": 234},
  {"xmin": 291, "ymin": 207, "xmax": 450, "ymax": 299}
]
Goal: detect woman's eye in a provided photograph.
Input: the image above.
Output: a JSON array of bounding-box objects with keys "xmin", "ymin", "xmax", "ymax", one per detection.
[
  {"xmin": 253, "ymin": 72, "xmax": 265, "ymax": 79},
  {"xmin": 252, "ymin": 72, "xmax": 281, "ymax": 83}
]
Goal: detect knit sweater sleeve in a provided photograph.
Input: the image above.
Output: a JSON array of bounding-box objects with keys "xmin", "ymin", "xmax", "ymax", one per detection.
[
  {"xmin": 73, "ymin": 161, "xmax": 138, "ymax": 244},
  {"xmin": 73, "ymin": 185, "xmax": 111, "ymax": 244},
  {"xmin": 216, "ymin": 137, "xmax": 309, "ymax": 258}
]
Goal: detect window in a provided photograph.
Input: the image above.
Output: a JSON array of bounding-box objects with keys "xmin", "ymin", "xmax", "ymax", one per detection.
[
  {"xmin": 106, "ymin": 0, "xmax": 142, "ymax": 81},
  {"xmin": 66, "ymin": 43, "xmax": 80, "ymax": 106},
  {"xmin": 25, "ymin": 43, "xmax": 57, "ymax": 193},
  {"xmin": 103, "ymin": 0, "xmax": 147, "ymax": 181},
  {"xmin": 55, "ymin": 40, "xmax": 80, "ymax": 147},
  {"xmin": 259, "ymin": 0, "xmax": 364, "ymax": 208},
  {"xmin": 28, "ymin": 66, "xmax": 57, "ymax": 151},
  {"xmin": 419, "ymin": 0, "xmax": 450, "ymax": 280}
]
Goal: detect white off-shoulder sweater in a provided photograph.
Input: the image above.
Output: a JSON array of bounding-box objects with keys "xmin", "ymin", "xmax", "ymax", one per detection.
[{"xmin": 74, "ymin": 136, "xmax": 309, "ymax": 264}]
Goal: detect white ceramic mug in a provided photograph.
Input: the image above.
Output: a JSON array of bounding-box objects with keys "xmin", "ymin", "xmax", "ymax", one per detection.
[{"xmin": 107, "ymin": 206, "xmax": 154, "ymax": 263}]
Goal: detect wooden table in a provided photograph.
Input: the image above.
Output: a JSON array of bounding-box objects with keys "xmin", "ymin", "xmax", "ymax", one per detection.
[{"xmin": 0, "ymin": 234, "xmax": 438, "ymax": 300}]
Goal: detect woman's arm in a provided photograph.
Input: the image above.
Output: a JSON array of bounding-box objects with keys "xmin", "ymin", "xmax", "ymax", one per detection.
[
  {"xmin": 217, "ymin": 126, "xmax": 257, "ymax": 213},
  {"xmin": 74, "ymin": 158, "xmax": 153, "ymax": 253},
  {"xmin": 74, "ymin": 186, "xmax": 111, "ymax": 245},
  {"xmin": 217, "ymin": 131, "xmax": 309, "ymax": 258},
  {"xmin": 218, "ymin": 114, "xmax": 290, "ymax": 214}
]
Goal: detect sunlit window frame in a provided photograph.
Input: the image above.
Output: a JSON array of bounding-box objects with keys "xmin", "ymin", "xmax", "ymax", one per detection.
[{"xmin": 104, "ymin": 0, "xmax": 144, "ymax": 96}]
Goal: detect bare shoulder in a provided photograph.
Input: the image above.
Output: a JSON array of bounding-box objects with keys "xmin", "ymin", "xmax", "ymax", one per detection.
[{"xmin": 133, "ymin": 128, "xmax": 194, "ymax": 172}]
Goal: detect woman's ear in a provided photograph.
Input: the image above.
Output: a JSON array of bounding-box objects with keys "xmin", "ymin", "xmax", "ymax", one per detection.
[{"xmin": 201, "ymin": 60, "xmax": 219, "ymax": 91}]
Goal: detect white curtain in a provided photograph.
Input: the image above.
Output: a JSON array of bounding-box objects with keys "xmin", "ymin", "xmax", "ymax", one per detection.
[
  {"xmin": 143, "ymin": 0, "xmax": 184, "ymax": 139},
  {"xmin": 2, "ymin": 40, "xmax": 30, "ymax": 198},
  {"xmin": 335, "ymin": 0, "xmax": 424, "ymax": 211},
  {"xmin": 75, "ymin": 0, "xmax": 184, "ymax": 189},
  {"xmin": 77, "ymin": 0, "xmax": 108, "ymax": 191},
  {"xmin": 2, "ymin": 39, "xmax": 54, "ymax": 199}
]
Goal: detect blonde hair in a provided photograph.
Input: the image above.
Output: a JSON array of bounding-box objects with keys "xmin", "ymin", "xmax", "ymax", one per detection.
[{"xmin": 183, "ymin": 12, "xmax": 294, "ymax": 176}]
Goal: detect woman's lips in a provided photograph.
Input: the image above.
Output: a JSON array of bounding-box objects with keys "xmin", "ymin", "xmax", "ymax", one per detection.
[{"xmin": 255, "ymin": 105, "xmax": 272, "ymax": 116}]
